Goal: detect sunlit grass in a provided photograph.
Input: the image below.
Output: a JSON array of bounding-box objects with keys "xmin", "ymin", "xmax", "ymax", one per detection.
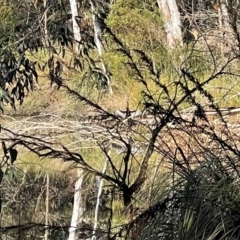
[{"xmin": 17, "ymin": 151, "xmax": 74, "ymax": 176}]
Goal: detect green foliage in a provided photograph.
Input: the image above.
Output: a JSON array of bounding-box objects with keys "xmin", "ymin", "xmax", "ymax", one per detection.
[
  {"xmin": 136, "ymin": 157, "xmax": 240, "ymax": 240},
  {"xmin": 0, "ymin": 0, "xmax": 74, "ymax": 111},
  {"xmin": 0, "ymin": 88, "xmax": 13, "ymax": 112},
  {"xmin": 0, "ymin": 0, "xmax": 40, "ymax": 111},
  {"xmin": 107, "ymin": 0, "xmax": 163, "ymax": 50},
  {"xmin": 2, "ymin": 0, "xmax": 240, "ymax": 239},
  {"xmin": 0, "ymin": 1, "xmax": 11, "ymax": 23}
]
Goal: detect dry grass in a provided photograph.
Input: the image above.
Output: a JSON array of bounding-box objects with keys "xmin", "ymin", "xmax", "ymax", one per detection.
[{"xmin": 3, "ymin": 106, "xmax": 240, "ymax": 182}]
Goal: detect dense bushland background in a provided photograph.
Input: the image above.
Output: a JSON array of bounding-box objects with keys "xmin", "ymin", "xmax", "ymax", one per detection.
[{"xmin": 1, "ymin": 0, "xmax": 240, "ymax": 239}]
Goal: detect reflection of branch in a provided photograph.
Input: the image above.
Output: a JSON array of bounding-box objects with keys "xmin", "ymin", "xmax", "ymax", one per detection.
[{"xmin": 0, "ymin": 222, "xmax": 69, "ymax": 234}]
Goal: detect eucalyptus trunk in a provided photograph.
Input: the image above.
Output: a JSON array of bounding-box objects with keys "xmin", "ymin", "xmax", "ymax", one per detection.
[
  {"xmin": 68, "ymin": 169, "xmax": 85, "ymax": 240},
  {"xmin": 92, "ymin": 154, "xmax": 109, "ymax": 240},
  {"xmin": 69, "ymin": 0, "xmax": 81, "ymax": 52},
  {"xmin": 157, "ymin": 0, "xmax": 182, "ymax": 48},
  {"xmin": 217, "ymin": 1, "xmax": 230, "ymax": 53},
  {"xmin": 90, "ymin": 0, "xmax": 113, "ymax": 95},
  {"xmin": 44, "ymin": 174, "xmax": 49, "ymax": 240},
  {"xmin": 68, "ymin": 1, "xmax": 84, "ymax": 240}
]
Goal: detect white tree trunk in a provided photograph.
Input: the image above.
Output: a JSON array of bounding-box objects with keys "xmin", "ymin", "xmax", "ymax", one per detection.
[
  {"xmin": 44, "ymin": 174, "xmax": 49, "ymax": 240},
  {"xmin": 69, "ymin": 0, "xmax": 81, "ymax": 52},
  {"xmin": 43, "ymin": 0, "xmax": 48, "ymax": 46},
  {"xmin": 68, "ymin": 1, "xmax": 84, "ymax": 240},
  {"xmin": 92, "ymin": 155, "xmax": 109, "ymax": 240},
  {"xmin": 68, "ymin": 169, "xmax": 85, "ymax": 240},
  {"xmin": 90, "ymin": 0, "xmax": 113, "ymax": 95},
  {"xmin": 157, "ymin": 0, "xmax": 182, "ymax": 48},
  {"xmin": 219, "ymin": 2, "xmax": 230, "ymax": 29},
  {"xmin": 217, "ymin": 1, "xmax": 230, "ymax": 53}
]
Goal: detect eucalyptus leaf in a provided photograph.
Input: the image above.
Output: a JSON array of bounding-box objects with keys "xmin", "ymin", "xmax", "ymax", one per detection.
[
  {"xmin": 9, "ymin": 148, "xmax": 18, "ymax": 164},
  {"xmin": 2, "ymin": 141, "xmax": 7, "ymax": 155},
  {"xmin": 0, "ymin": 168, "xmax": 3, "ymax": 184}
]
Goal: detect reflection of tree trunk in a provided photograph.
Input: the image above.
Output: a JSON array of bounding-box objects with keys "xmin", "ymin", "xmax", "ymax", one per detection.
[
  {"xmin": 68, "ymin": 169, "xmax": 85, "ymax": 240},
  {"xmin": 44, "ymin": 174, "xmax": 49, "ymax": 240},
  {"xmin": 157, "ymin": 0, "xmax": 182, "ymax": 48},
  {"xmin": 92, "ymin": 153, "xmax": 109, "ymax": 240}
]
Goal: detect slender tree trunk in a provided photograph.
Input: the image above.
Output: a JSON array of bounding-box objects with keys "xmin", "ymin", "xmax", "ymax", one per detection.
[
  {"xmin": 44, "ymin": 174, "xmax": 49, "ymax": 240},
  {"xmin": 69, "ymin": 0, "xmax": 81, "ymax": 52},
  {"xmin": 217, "ymin": 1, "xmax": 230, "ymax": 53},
  {"xmin": 157, "ymin": 0, "xmax": 182, "ymax": 48},
  {"xmin": 92, "ymin": 154, "xmax": 109, "ymax": 240},
  {"xmin": 68, "ymin": 169, "xmax": 85, "ymax": 240},
  {"xmin": 90, "ymin": 0, "xmax": 113, "ymax": 95},
  {"xmin": 68, "ymin": 1, "xmax": 84, "ymax": 240},
  {"xmin": 43, "ymin": 0, "xmax": 48, "ymax": 44},
  {"xmin": 219, "ymin": 2, "xmax": 230, "ymax": 29}
]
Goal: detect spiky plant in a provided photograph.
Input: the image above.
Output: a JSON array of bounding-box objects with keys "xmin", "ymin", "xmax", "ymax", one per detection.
[{"xmin": 135, "ymin": 157, "xmax": 240, "ymax": 240}]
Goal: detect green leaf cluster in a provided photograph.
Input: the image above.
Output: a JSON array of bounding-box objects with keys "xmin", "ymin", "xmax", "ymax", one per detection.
[
  {"xmin": 106, "ymin": 0, "xmax": 164, "ymax": 50},
  {"xmin": 0, "ymin": 140, "xmax": 19, "ymax": 214}
]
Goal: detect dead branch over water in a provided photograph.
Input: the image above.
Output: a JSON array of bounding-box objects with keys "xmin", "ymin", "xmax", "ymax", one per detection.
[{"xmin": 2, "ymin": 105, "xmax": 240, "ymax": 166}]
